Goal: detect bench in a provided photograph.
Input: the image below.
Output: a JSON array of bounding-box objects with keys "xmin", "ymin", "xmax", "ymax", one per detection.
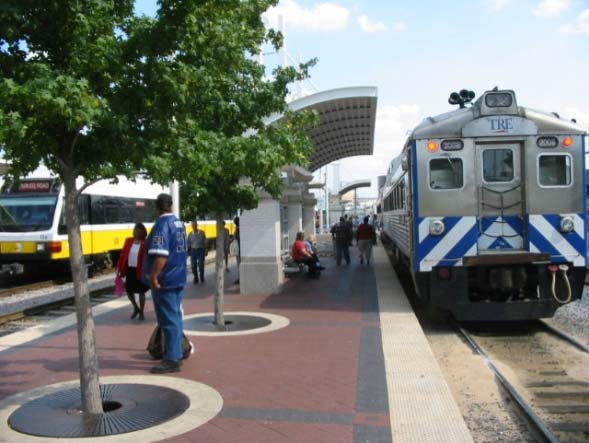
[{"xmin": 283, "ymin": 257, "xmax": 308, "ymax": 276}]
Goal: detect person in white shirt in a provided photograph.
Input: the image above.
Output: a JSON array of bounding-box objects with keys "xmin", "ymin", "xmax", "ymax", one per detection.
[{"xmin": 116, "ymin": 223, "xmax": 149, "ymax": 320}]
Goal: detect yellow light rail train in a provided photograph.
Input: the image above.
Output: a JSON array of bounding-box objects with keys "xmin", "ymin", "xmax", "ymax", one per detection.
[{"xmin": 0, "ymin": 167, "xmax": 234, "ymax": 274}]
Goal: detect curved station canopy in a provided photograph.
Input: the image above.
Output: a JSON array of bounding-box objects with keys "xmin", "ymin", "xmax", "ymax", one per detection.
[
  {"xmin": 267, "ymin": 86, "xmax": 378, "ymax": 172},
  {"xmin": 338, "ymin": 179, "xmax": 371, "ymax": 196}
]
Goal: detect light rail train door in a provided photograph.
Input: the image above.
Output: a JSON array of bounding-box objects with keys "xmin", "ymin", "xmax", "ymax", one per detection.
[{"xmin": 475, "ymin": 143, "xmax": 525, "ymax": 252}]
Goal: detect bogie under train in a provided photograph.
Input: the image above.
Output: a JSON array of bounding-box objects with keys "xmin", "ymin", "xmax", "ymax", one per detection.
[{"xmin": 380, "ymin": 88, "xmax": 587, "ymax": 321}]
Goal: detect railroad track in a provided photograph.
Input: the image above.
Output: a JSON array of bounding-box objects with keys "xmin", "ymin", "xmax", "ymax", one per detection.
[
  {"xmin": 457, "ymin": 320, "xmax": 589, "ymax": 443},
  {"xmin": 0, "ymin": 288, "xmax": 117, "ymax": 337},
  {"xmin": 0, "ymin": 279, "xmax": 71, "ymax": 298}
]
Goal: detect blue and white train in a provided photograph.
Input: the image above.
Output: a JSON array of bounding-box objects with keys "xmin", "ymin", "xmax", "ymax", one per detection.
[{"xmin": 379, "ymin": 88, "xmax": 587, "ymax": 321}]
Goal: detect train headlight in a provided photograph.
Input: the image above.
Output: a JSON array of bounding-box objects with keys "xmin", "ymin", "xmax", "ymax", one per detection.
[
  {"xmin": 559, "ymin": 216, "xmax": 574, "ymax": 233},
  {"xmin": 35, "ymin": 243, "xmax": 46, "ymax": 252},
  {"xmin": 429, "ymin": 219, "xmax": 445, "ymax": 236},
  {"xmin": 485, "ymin": 92, "xmax": 513, "ymax": 108}
]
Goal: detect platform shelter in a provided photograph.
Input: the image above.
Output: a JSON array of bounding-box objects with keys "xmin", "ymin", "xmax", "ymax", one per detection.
[{"xmin": 239, "ymin": 87, "xmax": 378, "ymax": 295}]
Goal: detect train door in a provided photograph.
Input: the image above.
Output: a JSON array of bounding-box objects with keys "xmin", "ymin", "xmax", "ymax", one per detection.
[{"xmin": 475, "ymin": 143, "xmax": 525, "ymax": 252}]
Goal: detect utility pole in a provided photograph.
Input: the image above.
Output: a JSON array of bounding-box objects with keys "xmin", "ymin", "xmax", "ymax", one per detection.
[{"xmin": 324, "ymin": 168, "xmax": 330, "ymax": 232}]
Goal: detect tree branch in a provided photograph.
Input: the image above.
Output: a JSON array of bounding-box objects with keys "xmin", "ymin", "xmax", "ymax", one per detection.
[
  {"xmin": 68, "ymin": 128, "xmax": 83, "ymax": 163},
  {"xmin": 76, "ymin": 177, "xmax": 102, "ymax": 196}
]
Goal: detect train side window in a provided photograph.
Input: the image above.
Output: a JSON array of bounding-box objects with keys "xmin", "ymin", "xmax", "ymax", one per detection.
[
  {"xmin": 538, "ymin": 154, "xmax": 572, "ymax": 187},
  {"xmin": 58, "ymin": 195, "xmax": 90, "ymax": 234},
  {"xmin": 429, "ymin": 158, "xmax": 463, "ymax": 190},
  {"xmin": 482, "ymin": 149, "xmax": 513, "ymax": 182}
]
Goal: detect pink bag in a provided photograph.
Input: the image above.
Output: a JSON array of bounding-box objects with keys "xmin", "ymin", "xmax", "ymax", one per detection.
[{"xmin": 114, "ymin": 275, "xmax": 125, "ymax": 297}]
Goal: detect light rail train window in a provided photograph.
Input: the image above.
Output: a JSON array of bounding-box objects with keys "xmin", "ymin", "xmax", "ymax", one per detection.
[
  {"xmin": 429, "ymin": 158, "xmax": 463, "ymax": 190},
  {"xmin": 0, "ymin": 196, "xmax": 57, "ymax": 231},
  {"xmin": 538, "ymin": 154, "xmax": 572, "ymax": 187},
  {"xmin": 483, "ymin": 149, "xmax": 513, "ymax": 182}
]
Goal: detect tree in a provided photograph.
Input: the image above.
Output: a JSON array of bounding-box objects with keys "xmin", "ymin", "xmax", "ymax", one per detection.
[
  {"xmin": 0, "ymin": 0, "xmax": 307, "ymax": 414},
  {"xmin": 171, "ymin": 0, "xmax": 318, "ymax": 327},
  {"xmin": 0, "ymin": 0, "xmax": 141, "ymax": 415},
  {"xmin": 181, "ymin": 113, "xmax": 316, "ymax": 328}
]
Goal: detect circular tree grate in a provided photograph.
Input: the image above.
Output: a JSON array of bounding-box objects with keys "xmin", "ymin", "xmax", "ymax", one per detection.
[
  {"xmin": 184, "ymin": 314, "xmax": 271, "ymax": 332},
  {"xmin": 8, "ymin": 383, "xmax": 190, "ymax": 438}
]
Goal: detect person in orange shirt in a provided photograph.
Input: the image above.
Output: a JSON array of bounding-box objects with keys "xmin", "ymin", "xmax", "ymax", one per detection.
[
  {"xmin": 116, "ymin": 223, "xmax": 150, "ymax": 320},
  {"xmin": 291, "ymin": 231, "xmax": 320, "ymax": 277}
]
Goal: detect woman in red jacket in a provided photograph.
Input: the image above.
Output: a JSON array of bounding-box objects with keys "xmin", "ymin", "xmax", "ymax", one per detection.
[{"xmin": 116, "ymin": 223, "xmax": 150, "ymax": 320}]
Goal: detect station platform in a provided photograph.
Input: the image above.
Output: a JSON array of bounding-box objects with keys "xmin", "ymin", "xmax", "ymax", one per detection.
[{"xmin": 0, "ymin": 246, "xmax": 473, "ymax": 443}]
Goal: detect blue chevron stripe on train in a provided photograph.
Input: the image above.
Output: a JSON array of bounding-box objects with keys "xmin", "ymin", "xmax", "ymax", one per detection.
[{"xmin": 377, "ymin": 88, "xmax": 588, "ymax": 321}]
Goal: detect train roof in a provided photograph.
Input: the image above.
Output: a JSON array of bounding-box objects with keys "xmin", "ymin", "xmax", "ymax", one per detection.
[
  {"xmin": 411, "ymin": 88, "xmax": 587, "ymax": 140},
  {"xmin": 2, "ymin": 166, "xmax": 166, "ymax": 199}
]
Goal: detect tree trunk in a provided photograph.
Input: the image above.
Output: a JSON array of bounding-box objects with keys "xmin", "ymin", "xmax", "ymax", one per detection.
[
  {"xmin": 63, "ymin": 171, "xmax": 103, "ymax": 415},
  {"xmin": 214, "ymin": 211, "xmax": 225, "ymax": 330}
]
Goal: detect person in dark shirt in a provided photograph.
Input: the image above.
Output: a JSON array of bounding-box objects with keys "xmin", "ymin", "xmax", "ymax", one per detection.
[
  {"xmin": 331, "ymin": 217, "xmax": 351, "ymax": 265},
  {"xmin": 187, "ymin": 220, "xmax": 206, "ymax": 284},
  {"xmin": 143, "ymin": 193, "xmax": 187, "ymax": 374},
  {"xmin": 233, "ymin": 216, "xmax": 241, "ymax": 284}
]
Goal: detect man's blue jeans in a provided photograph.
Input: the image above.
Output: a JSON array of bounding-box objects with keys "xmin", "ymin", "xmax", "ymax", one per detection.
[
  {"xmin": 151, "ymin": 288, "xmax": 184, "ymax": 361},
  {"xmin": 190, "ymin": 248, "xmax": 205, "ymax": 281}
]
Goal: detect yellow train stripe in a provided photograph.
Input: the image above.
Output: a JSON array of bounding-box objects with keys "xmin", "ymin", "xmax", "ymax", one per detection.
[{"xmin": 1, "ymin": 221, "xmax": 235, "ymax": 262}]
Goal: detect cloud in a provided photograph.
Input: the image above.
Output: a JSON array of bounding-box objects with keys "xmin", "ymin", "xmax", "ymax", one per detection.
[
  {"xmin": 264, "ymin": 0, "xmax": 350, "ymax": 32},
  {"xmin": 372, "ymin": 104, "xmax": 421, "ymax": 167},
  {"xmin": 392, "ymin": 22, "xmax": 408, "ymax": 32},
  {"xmin": 560, "ymin": 9, "xmax": 589, "ymax": 34},
  {"xmin": 358, "ymin": 15, "xmax": 387, "ymax": 33},
  {"xmin": 533, "ymin": 0, "xmax": 570, "ymax": 17},
  {"xmin": 483, "ymin": 0, "xmax": 512, "ymax": 11}
]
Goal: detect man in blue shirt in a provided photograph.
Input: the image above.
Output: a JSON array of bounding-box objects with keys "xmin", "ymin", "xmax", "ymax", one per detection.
[{"xmin": 144, "ymin": 193, "xmax": 187, "ymax": 373}]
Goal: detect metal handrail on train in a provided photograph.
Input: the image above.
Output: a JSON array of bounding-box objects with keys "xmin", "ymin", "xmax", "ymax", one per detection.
[{"xmin": 477, "ymin": 184, "xmax": 525, "ymax": 239}]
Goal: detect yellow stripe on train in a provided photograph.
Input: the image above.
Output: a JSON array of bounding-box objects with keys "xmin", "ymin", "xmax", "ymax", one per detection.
[{"xmin": 0, "ymin": 221, "xmax": 235, "ymax": 261}]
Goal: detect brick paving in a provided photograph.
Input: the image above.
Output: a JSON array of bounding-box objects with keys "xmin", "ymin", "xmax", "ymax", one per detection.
[{"xmin": 0, "ymin": 251, "xmax": 392, "ymax": 442}]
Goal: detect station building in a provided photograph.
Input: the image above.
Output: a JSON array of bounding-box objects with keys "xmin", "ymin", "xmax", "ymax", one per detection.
[{"xmin": 239, "ymin": 86, "xmax": 378, "ymax": 295}]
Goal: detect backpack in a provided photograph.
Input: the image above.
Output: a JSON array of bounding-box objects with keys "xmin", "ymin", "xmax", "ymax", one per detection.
[{"xmin": 147, "ymin": 326, "xmax": 193, "ymax": 360}]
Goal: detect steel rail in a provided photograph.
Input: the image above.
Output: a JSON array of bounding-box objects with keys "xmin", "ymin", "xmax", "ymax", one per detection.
[
  {"xmin": 539, "ymin": 319, "xmax": 589, "ymax": 354},
  {"xmin": 455, "ymin": 323, "xmax": 560, "ymax": 443}
]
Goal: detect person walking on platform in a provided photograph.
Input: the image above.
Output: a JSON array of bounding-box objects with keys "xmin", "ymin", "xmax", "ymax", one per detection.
[
  {"xmin": 187, "ymin": 220, "xmax": 206, "ymax": 284},
  {"xmin": 233, "ymin": 216, "xmax": 240, "ymax": 284},
  {"xmin": 356, "ymin": 216, "xmax": 376, "ymax": 265},
  {"xmin": 116, "ymin": 223, "xmax": 149, "ymax": 320},
  {"xmin": 222, "ymin": 220, "xmax": 231, "ymax": 272},
  {"xmin": 143, "ymin": 193, "xmax": 187, "ymax": 374},
  {"xmin": 345, "ymin": 214, "xmax": 354, "ymax": 246},
  {"xmin": 331, "ymin": 216, "xmax": 351, "ymax": 265}
]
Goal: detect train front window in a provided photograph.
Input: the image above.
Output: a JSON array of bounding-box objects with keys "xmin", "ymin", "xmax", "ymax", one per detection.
[
  {"xmin": 0, "ymin": 196, "xmax": 57, "ymax": 231},
  {"xmin": 538, "ymin": 154, "xmax": 572, "ymax": 187},
  {"xmin": 483, "ymin": 149, "xmax": 513, "ymax": 182},
  {"xmin": 429, "ymin": 158, "xmax": 463, "ymax": 190}
]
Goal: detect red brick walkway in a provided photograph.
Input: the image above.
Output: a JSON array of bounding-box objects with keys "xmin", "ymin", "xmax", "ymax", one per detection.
[{"xmin": 0, "ymin": 257, "xmax": 391, "ymax": 442}]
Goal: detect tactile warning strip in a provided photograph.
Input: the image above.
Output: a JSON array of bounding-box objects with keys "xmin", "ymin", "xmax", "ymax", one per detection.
[{"xmin": 373, "ymin": 247, "xmax": 474, "ymax": 443}]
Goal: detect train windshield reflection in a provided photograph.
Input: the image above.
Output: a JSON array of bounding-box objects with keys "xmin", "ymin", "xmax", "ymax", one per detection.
[{"xmin": 0, "ymin": 196, "xmax": 57, "ymax": 231}]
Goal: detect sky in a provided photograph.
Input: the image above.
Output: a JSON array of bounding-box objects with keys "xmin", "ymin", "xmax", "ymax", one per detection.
[{"xmin": 135, "ymin": 0, "xmax": 589, "ymax": 198}]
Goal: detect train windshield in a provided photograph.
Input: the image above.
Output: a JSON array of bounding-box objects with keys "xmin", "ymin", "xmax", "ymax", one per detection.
[{"xmin": 0, "ymin": 196, "xmax": 57, "ymax": 232}]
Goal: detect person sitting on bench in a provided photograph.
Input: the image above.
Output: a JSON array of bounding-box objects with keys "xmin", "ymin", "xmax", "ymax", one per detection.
[
  {"xmin": 304, "ymin": 234, "xmax": 325, "ymax": 270},
  {"xmin": 291, "ymin": 231, "xmax": 320, "ymax": 276}
]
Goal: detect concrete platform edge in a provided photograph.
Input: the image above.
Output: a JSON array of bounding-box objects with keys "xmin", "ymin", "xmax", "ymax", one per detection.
[{"xmin": 373, "ymin": 247, "xmax": 474, "ymax": 443}]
